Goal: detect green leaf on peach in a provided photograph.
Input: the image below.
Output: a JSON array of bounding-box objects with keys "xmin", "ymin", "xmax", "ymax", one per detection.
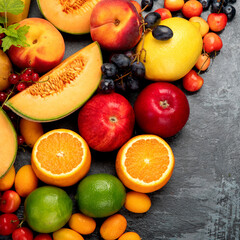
[
  {"xmin": 0, "ymin": 0, "xmax": 24, "ymax": 15},
  {"xmin": 1, "ymin": 25, "xmax": 30, "ymax": 52}
]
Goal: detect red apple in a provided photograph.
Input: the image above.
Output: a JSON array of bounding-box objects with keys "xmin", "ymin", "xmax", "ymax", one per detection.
[
  {"xmin": 134, "ymin": 82, "xmax": 190, "ymax": 138},
  {"xmin": 8, "ymin": 18, "xmax": 65, "ymax": 73},
  {"xmin": 90, "ymin": 0, "xmax": 142, "ymax": 51},
  {"xmin": 78, "ymin": 93, "xmax": 135, "ymax": 152}
]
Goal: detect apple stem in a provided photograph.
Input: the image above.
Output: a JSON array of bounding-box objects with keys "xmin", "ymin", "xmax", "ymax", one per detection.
[
  {"xmin": 159, "ymin": 100, "xmax": 170, "ymax": 109},
  {"xmin": 114, "ymin": 19, "xmax": 120, "ymax": 26},
  {"xmin": 109, "ymin": 116, "xmax": 117, "ymax": 123}
]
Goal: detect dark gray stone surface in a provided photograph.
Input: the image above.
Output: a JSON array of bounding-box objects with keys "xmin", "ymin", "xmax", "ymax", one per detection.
[{"xmin": 1, "ymin": 0, "xmax": 240, "ymax": 239}]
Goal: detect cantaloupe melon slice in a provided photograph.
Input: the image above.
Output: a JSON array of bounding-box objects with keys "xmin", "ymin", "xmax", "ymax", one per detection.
[
  {"xmin": 37, "ymin": 0, "xmax": 102, "ymax": 35},
  {"xmin": 6, "ymin": 42, "xmax": 102, "ymax": 122},
  {"xmin": 0, "ymin": 108, "xmax": 17, "ymax": 178}
]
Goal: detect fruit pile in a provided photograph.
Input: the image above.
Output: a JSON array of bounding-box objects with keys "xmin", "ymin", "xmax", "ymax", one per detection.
[{"xmin": 0, "ymin": 0, "xmax": 237, "ymax": 239}]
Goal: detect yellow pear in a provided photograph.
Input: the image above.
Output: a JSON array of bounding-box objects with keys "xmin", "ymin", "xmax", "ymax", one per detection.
[
  {"xmin": 0, "ymin": 50, "xmax": 12, "ymax": 91},
  {"xmin": 136, "ymin": 17, "xmax": 203, "ymax": 81}
]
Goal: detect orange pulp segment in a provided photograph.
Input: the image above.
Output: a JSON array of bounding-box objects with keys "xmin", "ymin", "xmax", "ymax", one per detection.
[
  {"xmin": 31, "ymin": 129, "xmax": 91, "ymax": 187},
  {"xmin": 115, "ymin": 134, "xmax": 175, "ymax": 193}
]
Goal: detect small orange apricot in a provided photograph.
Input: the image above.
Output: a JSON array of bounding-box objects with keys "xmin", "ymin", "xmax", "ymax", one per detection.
[
  {"xmin": 195, "ymin": 53, "xmax": 211, "ymax": 71},
  {"xmin": 0, "ymin": 166, "xmax": 15, "ymax": 191},
  {"xmin": 118, "ymin": 232, "xmax": 141, "ymax": 240},
  {"xmin": 15, "ymin": 165, "xmax": 38, "ymax": 197},
  {"xmin": 164, "ymin": 0, "xmax": 184, "ymax": 12},
  {"xmin": 69, "ymin": 213, "xmax": 96, "ymax": 235},
  {"xmin": 189, "ymin": 16, "xmax": 209, "ymax": 37},
  {"xmin": 53, "ymin": 228, "xmax": 84, "ymax": 240},
  {"xmin": 124, "ymin": 191, "xmax": 151, "ymax": 213},
  {"xmin": 20, "ymin": 118, "xmax": 44, "ymax": 147},
  {"xmin": 100, "ymin": 214, "xmax": 127, "ymax": 240}
]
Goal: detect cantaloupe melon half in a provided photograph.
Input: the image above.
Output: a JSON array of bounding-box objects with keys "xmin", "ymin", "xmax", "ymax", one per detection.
[
  {"xmin": 0, "ymin": 108, "xmax": 17, "ymax": 178},
  {"xmin": 37, "ymin": 0, "xmax": 102, "ymax": 35},
  {"xmin": 6, "ymin": 42, "xmax": 102, "ymax": 122}
]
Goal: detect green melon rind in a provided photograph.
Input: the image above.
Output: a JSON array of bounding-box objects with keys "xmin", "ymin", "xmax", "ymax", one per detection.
[
  {"xmin": 36, "ymin": 0, "xmax": 90, "ymax": 35},
  {"xmin": 5, "ymin": 42, "xmax": 103, "ymax": 122},
  {"xmin": 0, "ymin": 108, "xmax": 18, "ymax": 179},
  {"xmin": 5, "ymin": 83, "xmax": 99, "ymax": 122}
]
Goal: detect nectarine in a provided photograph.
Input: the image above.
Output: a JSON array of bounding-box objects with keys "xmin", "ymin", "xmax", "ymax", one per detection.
[
  {"xmin": 8, "ymin": 18, "xmax": 65, "ymax": 73},
  {"xmin": 90, "ymin": 0, "xmax": 142, "ymax": 51}
]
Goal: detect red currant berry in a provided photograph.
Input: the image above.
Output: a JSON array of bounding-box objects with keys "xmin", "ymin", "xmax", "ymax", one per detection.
[
  {"xmin": 7, "ymin": 111, "xmax": 18, "ymax": 122},
  {"xmin": 31, "ymin": 72, "xmax": 39, "ymax": 82},
  {"xmin": 5, "ymin": 88, "xmax": 15, "ymax": 97},
  {"xmin": 16, "ymin": 82, "xmax": 27, "ymax": 92},
  {"xmin": 20, "ymin": 73, "xmax": 31, "ymax": 82},
  {"xmin": 17, "ymin": 135, "xmax": 25, "ymax": 145},
  {"xmin": 0, "ymin": 91, "xmax": 7, "ymax": 102},
  {"xmin": 8, "ymin": 74, "xmax": 20, "ymax": 85},
  {"xmin": 0, "ymin": 33, "xmax": 5, "ymax": 39},
  {"xmin": 24, "ymin": 68, "xmax": 34, "ymax": 76},
  {"xmin": 2, "ymin": 105, "xmax": 10, "ymax": 111}
]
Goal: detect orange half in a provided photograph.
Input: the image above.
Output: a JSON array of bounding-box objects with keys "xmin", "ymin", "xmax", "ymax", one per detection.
[
  {"xmin": 115, "ymin": 135, "xmax": 175, "ymax": 193},
  {"xmin": 31, "ymin": 129, "xmax": 91, "ymax": 187}
]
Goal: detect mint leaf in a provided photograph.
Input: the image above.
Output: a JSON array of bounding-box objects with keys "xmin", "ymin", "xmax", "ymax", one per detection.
[
  {"xmin": 0, "ymin": 0, "xmax": 24, "ymax": 15},
  {"xmin": 0, "ymin": 16, "xmax": 5, "ymax": 24},
  {"xmin": 1, "ymin": 36, "xmax": 13, "ymax": 52},
  {"xmin": 16, "ymin": 25, "xmax": 29, "ymax": 43},
  {"xmin": 1, "ymin": 25, "xmax": 30, "ymax": 52},
  {"xmin": 1, "ymin": 24, "xmax": 19, "ymax": 38},
  {"xmin": 0, "ymin": 26, "xmax": 4, "ymax": 34}
]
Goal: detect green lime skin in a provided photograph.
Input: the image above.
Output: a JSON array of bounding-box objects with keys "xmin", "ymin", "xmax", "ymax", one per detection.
[
  {"xmin": 24, "ymin": 186, "xmax": 72, "ymax": 233},
  {"xmin": 76, "ymin": 173, "xmax": 126, "ymax": 218}
]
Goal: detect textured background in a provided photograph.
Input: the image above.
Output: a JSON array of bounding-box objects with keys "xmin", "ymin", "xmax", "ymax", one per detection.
[{"xmin": 1, "ymin": 0, "xmax": 240, "ymax": 239}]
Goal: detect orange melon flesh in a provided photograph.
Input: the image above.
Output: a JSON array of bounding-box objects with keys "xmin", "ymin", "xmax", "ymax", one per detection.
[
  {"xmin": 0, "ymin": 108, "xmax": 17, "ymax": 178},
  {"xmin": 37, "ymin": 0, "xmax": 101, "ymax": 34},
  {"xmin": 6, "ymin": 42, "xmax": 102, "ymax": 122}
]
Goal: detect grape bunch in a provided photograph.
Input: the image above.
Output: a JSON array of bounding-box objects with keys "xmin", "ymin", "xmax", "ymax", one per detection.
[{"xmin": 99, "ymin": 52, "xmax": 146, "ymax": 94}]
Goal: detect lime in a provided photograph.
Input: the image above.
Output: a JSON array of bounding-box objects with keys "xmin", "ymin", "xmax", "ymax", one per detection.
[
  {"xmin": 24, "ymin": 186, "xmax": 72, "ymax": 233},
  {"xmin": 76, "ymin": 173, "xmax": 126, "ymax": 218}
]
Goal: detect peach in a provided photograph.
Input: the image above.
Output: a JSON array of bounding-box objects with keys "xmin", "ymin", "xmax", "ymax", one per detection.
[
  {"xmin": 90, "ymin": 0, "xmax": 142, "ymax": 51},
  {"xmin": 8, "ymin": 18, "xmax": 65, "ymax": 73}
]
